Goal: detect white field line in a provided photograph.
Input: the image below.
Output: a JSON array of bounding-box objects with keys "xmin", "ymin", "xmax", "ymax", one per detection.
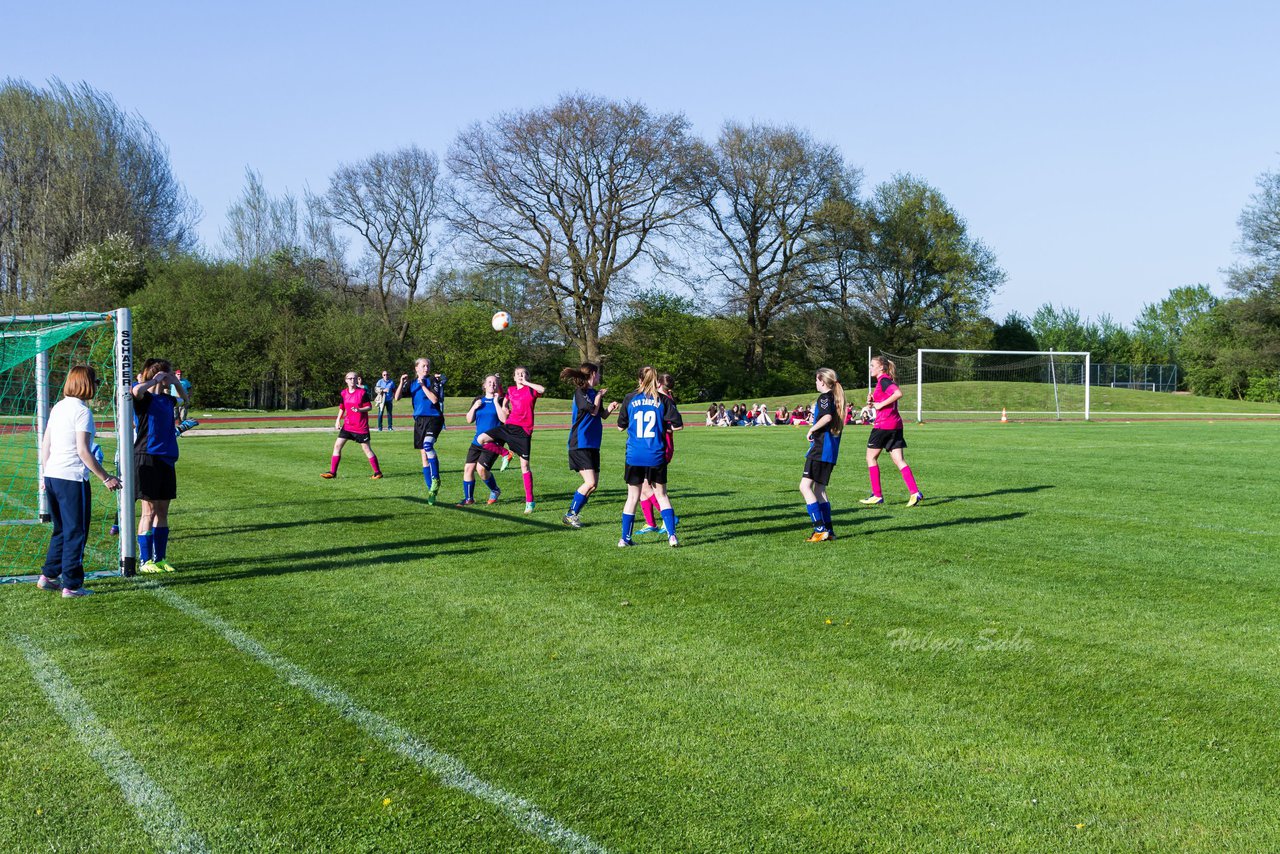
[
  {"xmin": 12, "ymin": 634, "xmax": 209, "ymax": 854},
  {"xmin": 143, "ymin": 582, "xmax": 608, "ymax": 853}
]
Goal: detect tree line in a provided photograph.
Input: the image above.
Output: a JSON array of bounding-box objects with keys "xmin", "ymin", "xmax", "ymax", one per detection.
[{"xmin": 4, "ymin": 80, "xmax": 1278, "ymax": 405}]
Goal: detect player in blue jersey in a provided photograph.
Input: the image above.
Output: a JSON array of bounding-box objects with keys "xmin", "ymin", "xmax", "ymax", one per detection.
[
  {"xmin": 395, "ymin": 357, "xmax": 447, "ymax": 505},
  {"xmin": 800, "ymin": 367, "xmax": 848, "ymax": 542},
  {"xmin": 560, "ymin": 362, "xmax": 620, "ymax": 528},
  {"xmin": 616, "ymin": 366, "xmax": 683, "ymax": 548},
  {"xmin": 635, "ymin": 372, "xmax": 677, "ymax": 535},
  {"xmin": 457, "ymin": 374, "xmax": 506, "ymax": 506},
  {"xmin": 132, "ymin": 358, "xmax": 186, "ymax": 572}
]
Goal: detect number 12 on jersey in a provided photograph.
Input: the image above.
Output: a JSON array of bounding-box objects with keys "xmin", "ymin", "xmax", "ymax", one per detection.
[{"xmin": 633, "ymin": 410, "xmax": 658, "ymax": 439}]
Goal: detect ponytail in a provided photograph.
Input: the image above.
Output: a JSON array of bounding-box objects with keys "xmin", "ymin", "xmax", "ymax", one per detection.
[
  {"xmin": 872, "ymin": 356, "xmax": 896, "ymax": 381},
  {"xmin": 637, "ymin": 365, "xmax": 659, "ymax": 399},
  {"xmin": 816, "ymin": 367, "xmax": 847, "ymax": 436},
  {"xmin": 559, "ymin": 362, "xmax": 599, "ymax": 388}
]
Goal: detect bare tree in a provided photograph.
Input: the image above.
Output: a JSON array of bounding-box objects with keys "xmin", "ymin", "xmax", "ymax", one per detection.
[
  {"xmin": 698, "ymin": 123, "xmax": 842, "ymax": 377},
  {"xmin": 1228, "ymin": 166, "xmax": 1280, "ymax": 297},
  {"xmin": 310, "ymin": 146, "xmax": 441, "ymax": 341},
  {"xmin": 0, "ymin": 78, "xmax": 198, "ymax": 308},
  {"xmin": 447, "ymin": 93, "xmax": 705, "ymax": 362},
  {"xmin": 221, "ymin": 167, "xmax": 298, "ymax": 264}
]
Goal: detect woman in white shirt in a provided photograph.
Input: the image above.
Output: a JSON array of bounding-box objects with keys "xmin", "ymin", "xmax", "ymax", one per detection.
[{"xmin": 38, "ymin": 365, "xmax": 122, "ymax": 597}]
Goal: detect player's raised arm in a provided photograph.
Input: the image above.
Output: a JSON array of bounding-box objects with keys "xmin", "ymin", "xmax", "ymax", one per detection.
[{"xmin": 393, "ymin": 374, "xmax": 409, "ymax": 402}]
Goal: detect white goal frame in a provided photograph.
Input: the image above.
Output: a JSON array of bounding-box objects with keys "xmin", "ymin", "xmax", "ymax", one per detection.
[
  {"xmin": 915, "ymin": 348, "xmax": 1092, "ymax": 423},
  {"xmin": 2, "ymin": 309, "xmax": 138, "ymax": 577}
]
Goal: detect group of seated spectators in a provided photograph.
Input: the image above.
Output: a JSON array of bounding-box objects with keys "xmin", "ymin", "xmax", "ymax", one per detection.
[
  {"xmin": 705, "ymin": 401, "xmax": 875, "ymax": 428},
  {"xmin": 706, "ymin": 403, "xmax": 813, "ymax": 427}
]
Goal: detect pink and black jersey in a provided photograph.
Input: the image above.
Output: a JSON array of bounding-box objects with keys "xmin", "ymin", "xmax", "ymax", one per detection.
[
  {"xmin": 341, "ymin": 387, "xmax": 371, "ymax": 434},
  {"xmin": 505, "ymin": 385, "xmax": 540, "ymax": 433},
  {"xmin": 870, "ymin": 374, "xmax": 904, "ymax": 430}
]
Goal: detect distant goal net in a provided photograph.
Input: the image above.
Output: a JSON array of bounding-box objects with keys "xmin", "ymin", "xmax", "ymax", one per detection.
[
  {"xmin": 894, "ymin": 349, "xmax": 1092, "ymax": 422},
  {"xmin": 1, "ymin": 310, "xmax": 137, "ymax": 582}
]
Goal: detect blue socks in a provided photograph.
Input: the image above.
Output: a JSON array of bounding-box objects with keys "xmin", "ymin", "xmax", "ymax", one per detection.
[
  {"xmin": 154, "ymin": 527, "xmax": 169, "ymax": 560},
  {"xmin": 660, "ymin": 508, "xmax": 677, "ymax": 535},
  {"xmin": 138, "ymin": 531, "xmax": 154, "ymax": 562},
  {"xmin": 427, "ymin": 456, "xmax": 440, "ymax": 482},
  {"xmin": 819, "ymin": 502, "xmax": 833, "ymax": 533},
  {"xmin": 463, "ymin": 480, "xmax": 474, "ymax": 501},
  {"xmin": 422, "ymin": 466, "xmax": 431, "ymax": 487},
  {"xmin": 621, "ymin": 513, "xmax": 634, "ymax": 542},
  {"xmin": 483, "ymin": 475, "xmax": 498, "ymax": 493},
  {"xmin": 806, "ymin": 502, "xmax": 825, "ymax": 532},
  {"xmin": 569, "ymin": 491, "xmax": 588, "ymax": 514}
]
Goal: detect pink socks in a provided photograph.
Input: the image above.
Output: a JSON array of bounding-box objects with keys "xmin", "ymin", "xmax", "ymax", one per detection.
[
  {"xmin": 329, "ymin": 455, "xmax": 340, "ymax": 475},
  {"xmin": 523, "ymin": 471, "xmax": 534, "ymax": 502},
  {"xmin": 640, "ymin": 495, "xmax": 658, "ymax": 528},
  {"xmin": 901, "ymin": 465, "xmax": 919, "ymax": 494},
  {"xmin": 867, "ymin": 466, "xmax": 882, "ymax": 497}
]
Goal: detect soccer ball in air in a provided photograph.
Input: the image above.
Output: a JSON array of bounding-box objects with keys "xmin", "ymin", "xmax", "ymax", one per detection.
[{"xmin": 491, "ymin": 311, "xmax": 511, "ymax": 331}]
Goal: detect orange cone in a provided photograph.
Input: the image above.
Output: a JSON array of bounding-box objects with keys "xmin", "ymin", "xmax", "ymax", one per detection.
[{"xmin": 1000, "ymin": 407, "xmax": 1008, "ymax": 423}]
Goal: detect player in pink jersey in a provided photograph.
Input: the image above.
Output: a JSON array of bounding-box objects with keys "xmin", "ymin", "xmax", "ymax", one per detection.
[
  {"xmin": 321, "ymin": 371, "xmax": 383, "ymax": 479},
  {"xmin": 860, "ymin": 355, "xmax": 922, "ymax": 506},
  {"xmin": 473, "ymin": 366, "xmax": 545, "ymax": 514}
]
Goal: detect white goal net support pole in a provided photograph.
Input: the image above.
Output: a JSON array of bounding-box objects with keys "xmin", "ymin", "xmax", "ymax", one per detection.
[
  {"xmin": 113, "ymin": 308, "xmax": 138, "ymax": 576},
  {"xmin": 915, "ymin": 348, "xmax": 1091, "ymax": 423}
]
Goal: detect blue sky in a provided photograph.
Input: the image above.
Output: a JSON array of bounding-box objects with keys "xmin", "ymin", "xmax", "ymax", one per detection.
[{"xmin": 8, "ymin": 1, "xmax": 1278, "ymax": 324}]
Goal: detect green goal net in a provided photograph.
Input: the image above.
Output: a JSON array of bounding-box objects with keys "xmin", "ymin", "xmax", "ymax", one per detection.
[{"xmin": 1, "ymin": 311, "xmax": 136, "ymax": 583}]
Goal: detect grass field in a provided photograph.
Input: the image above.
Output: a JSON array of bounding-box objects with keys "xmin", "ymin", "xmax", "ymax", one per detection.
[{"xmin": 2, "ymin": 420, "xmax": 1279, "ymax": 851}]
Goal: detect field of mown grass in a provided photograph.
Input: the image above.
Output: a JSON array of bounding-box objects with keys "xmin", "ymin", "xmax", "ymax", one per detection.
[{"xmin": 3, "ymin": 420, "xmax": 1278, "ymax": 850}]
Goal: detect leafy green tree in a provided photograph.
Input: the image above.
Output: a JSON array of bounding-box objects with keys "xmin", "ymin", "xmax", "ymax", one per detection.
[
  {"xmin": 813, "ymin": 174, "xmax": 1005, "ymax": 352},
  {"xmin": 1131, "ymin": 285, "xmax": 1217, "ymax": 366},
  {"xmin": 602, "ymin": 291, "xmax": 748, "ymax": 401},
  {"xmin": 991, "ymin": 312, "xmax": 1038, "ymax": 351},
  {"xmin": 1181, "ymin": 293, "xmax": 1280, "ymax": 400},
  {"xmin": 401, "ymin": 299, "xmax": 522, "ymax": 397},
  {"xmin": 49, "ymin": 232, "xmax": 146, "ymax": 311}
]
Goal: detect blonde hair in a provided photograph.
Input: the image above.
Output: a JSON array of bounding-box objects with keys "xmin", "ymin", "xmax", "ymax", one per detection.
[
  {"xmin": 636, "ymin": 365, "xmax": 660, "ymax": 399},
  {"xmin": 816, "ymin": 367, "xmax": 847, "ymax": 436},
  {"xmin": 871, "ymin": 356, "xmax": 896, "ymax": 380},
  {"xmin": 63, "ymin": 365, "xmax": 98, "ymax": 401}
]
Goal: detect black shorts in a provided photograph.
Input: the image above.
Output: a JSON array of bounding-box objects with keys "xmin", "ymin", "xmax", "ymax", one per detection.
[
  {"xmin": 802, "ymin": 458, "xmax": 836, "ymax": 486},
  {"xmin": 625, "ymin": 463, "xmax": 667, "ymax": 486},
  {"xmin": 568, "ymin": 448, "xmax": 600, "ymax": 472},
  {"xmin": 465, "ymin": 443, "xmax": 499, "ymax": 469},
  {"xmin": 867, "ymin": 428, "xmax": 907, "ymax": 451},
  {"xmin": 413, "ymin": 416, "xmax": 445, "ymax": 450},
  {"xmin": 136, "ymin": 454, "xmax": 177, "ymax": 501},
  {"xmin": 338, "ymin": 429, "xmax": 370, "ymax": 444},
  {"xmin": 493, "ymin": 424, "xmax": 532, "ymax": 460}
]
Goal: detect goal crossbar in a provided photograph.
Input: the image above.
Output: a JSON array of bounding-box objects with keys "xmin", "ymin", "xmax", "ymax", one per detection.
[{"xmin": 915, "ymin": 349, "xmax": 1092, "ymax": 422}]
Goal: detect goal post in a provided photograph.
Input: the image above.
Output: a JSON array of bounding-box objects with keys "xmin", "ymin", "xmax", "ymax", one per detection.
[
  {"xmin": 914, "ymin": 348, "xmax": 1092, "ymax": 423},
  {"xmin": 1, "ymin": 309, "xmax": 137, "ymax": 582}
]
